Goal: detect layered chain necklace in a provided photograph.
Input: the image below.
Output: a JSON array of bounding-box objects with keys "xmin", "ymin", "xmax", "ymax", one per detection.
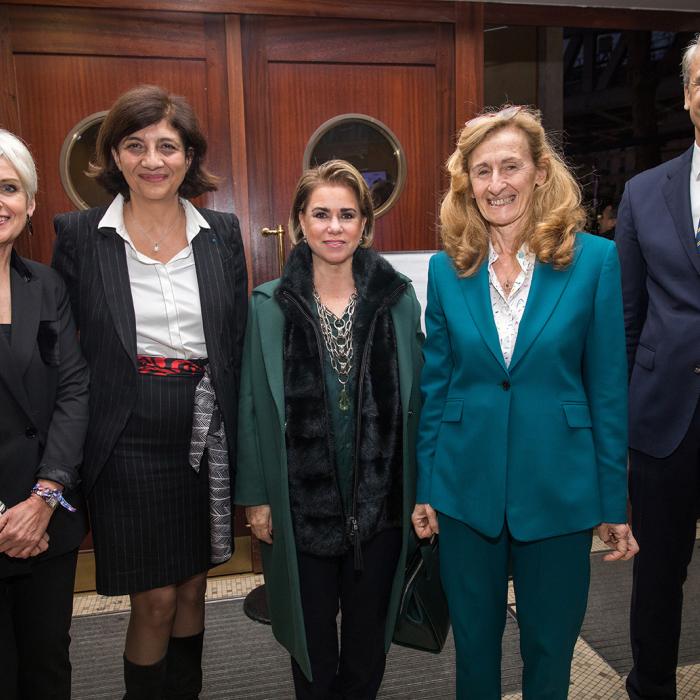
[{"xmin": 313, "ymin": 288, "xmax": 358, "ymax": 412}]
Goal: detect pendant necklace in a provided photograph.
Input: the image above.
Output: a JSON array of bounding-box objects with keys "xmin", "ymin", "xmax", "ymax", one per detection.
[
  {"xmin": 128, "ymin": 204, "xmax": 183, "ymax": 253},
  {"xmin": 314, "ymin": 288, "xmax": 358, "ymax": 412}
]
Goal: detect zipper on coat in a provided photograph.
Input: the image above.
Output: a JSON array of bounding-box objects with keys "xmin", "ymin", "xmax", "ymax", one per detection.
[{"xmin": 350, "ymin": 282, "xmax": 407, "ymax": 572}]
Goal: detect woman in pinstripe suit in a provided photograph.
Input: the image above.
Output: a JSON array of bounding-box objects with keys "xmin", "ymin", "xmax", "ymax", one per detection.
[{"xmin": 52, "ymin": 86, "xmax": 247, "ymax": 700}]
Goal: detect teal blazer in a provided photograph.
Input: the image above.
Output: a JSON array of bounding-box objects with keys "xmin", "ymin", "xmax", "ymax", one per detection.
[{"xmin": 416, "ymin": 233, "xmax": 628, "ymax": 541}]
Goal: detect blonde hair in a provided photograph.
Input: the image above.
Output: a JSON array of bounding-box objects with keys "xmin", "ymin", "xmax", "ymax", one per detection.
[
  {"xmin": 289, "ymin": 159, "xmax": 375, "ymax": 247},
  {"xmin": 441, "ymin": 105, "xmax": 585, "ymax": 276}
]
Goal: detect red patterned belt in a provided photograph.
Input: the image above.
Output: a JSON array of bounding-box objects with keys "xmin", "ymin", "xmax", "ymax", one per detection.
[{"xmin": 137, "ymin": 355, "xmax": 207, "ymax": 376}]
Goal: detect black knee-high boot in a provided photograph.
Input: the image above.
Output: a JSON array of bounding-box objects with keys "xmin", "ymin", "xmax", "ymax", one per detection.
[
  {"xmin": 163, "ymin": 631, "xmax": 204, "ymax": 700},
  {"xmin": 123, "ymin": 655, "xmax": 167, "ymax": 700}
]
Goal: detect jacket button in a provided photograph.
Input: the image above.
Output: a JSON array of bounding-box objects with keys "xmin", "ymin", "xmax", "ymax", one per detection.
[
  {"xmin": 25, "ymin": 426, "xmax": 37, "ymax": 438},
  {"xmin": 501, "ymin": 380, "xmax": 511, "ymax": 391},
  {"xmin": 694, "ymin": 366, "xmax": 700, "ymax": 375},
  {"xmin": 408, "ymin": 410, "xmax": 414, "ymax": 417}
]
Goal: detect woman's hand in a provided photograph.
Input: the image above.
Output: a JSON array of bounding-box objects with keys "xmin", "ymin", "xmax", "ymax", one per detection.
[
  {"xmin": 246, "ymin": 505, "xmax": 273, "ymax": 544},
  {"xmin": 597, "ymin": 522, "xmax": 639, "ymax": 562},
  {"xmin": 0, "ymin": 497, "xmax": 54, "ymax": 558},
  {"xmin": 411, "ymin": 503, "xmax": 439, "ymax": 539}
]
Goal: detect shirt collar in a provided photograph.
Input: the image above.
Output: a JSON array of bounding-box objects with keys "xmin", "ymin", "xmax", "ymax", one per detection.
[
  {"xmin": 487, "ymin": 240, "xmax": 535, "ymax": 273},
  {"xmin": 692, "ymin": 142, "xmax": 700, "ymax": 183},
  {"xmin": 97, "ymin": 193, "xmax": 211, "ymax": 245}
]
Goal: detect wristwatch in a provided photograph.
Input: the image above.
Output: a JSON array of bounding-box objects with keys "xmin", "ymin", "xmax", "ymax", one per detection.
[{"xmin": 0, "ymin": 499, "xmax": 6, "ymax": 515}]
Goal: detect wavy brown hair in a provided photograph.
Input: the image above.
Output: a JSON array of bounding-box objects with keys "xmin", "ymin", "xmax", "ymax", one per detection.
[
  {"xmin": 441, "ymin": 105, "xmax": 585, "ymax": 276},
  {"xmin": 89, "ymin": 84, "xmax": 219, "ymax": 200}
]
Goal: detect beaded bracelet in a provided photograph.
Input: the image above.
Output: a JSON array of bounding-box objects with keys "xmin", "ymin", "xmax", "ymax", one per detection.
[{"xmin": 30, "ymin": 483, "xmax": 77, "ymax": 512}]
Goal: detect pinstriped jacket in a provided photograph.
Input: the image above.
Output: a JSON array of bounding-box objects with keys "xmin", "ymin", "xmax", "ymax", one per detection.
[{"xmin": 52, "ymin": 205, "xmax": 248, "ymax": 496}]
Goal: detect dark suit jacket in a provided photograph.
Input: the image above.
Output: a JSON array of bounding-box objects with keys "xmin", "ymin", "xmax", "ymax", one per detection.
[
  {"xmin": 0, "ymin": 252, "xmax": 89, "ymax": 579},
  {"xmin": 52, "ymin": 205, "xmax": 248, "ymax": 497},
  {"xmin": 616, "ymin": 145, "xmax": 700, "ymax": 458}
]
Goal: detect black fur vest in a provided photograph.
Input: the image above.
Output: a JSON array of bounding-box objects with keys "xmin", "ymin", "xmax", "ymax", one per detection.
[{"xmin": 275, "ymin": 243, "xmax": 405, "ymax": 558}]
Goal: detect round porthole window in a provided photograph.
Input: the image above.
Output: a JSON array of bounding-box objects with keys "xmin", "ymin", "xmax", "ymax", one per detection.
[
  {"xmin": 303, "ymin": 114, "xmax": 406, "ymax": 218},
  {"xmin": 59, "ymin": 111, "xmax": 112, "ymax": 210}
]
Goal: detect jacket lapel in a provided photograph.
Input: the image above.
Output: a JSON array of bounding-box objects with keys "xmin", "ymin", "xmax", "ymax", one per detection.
[
  {"xmin": 96, "ymin": 226, "xmax": 137, "ymax": 366},
  {"xmin": 0, "ymin": 260, "xmax": 38, "ymax": 420},
  {"xmin": 509, "ymin": 250, "xmax": 579, "ymax": 372},
  {"xmin": 10, "ymin": 260, "xmax": 41, "ymax": 378},
  {"xmin": 192, "ymin": 226, "xmax": 228, "ymax": 367},
  {"xmin": 257, "ymin": 294, "xmax": 286, "ymax": 427},
  {"xmin": 662, "ymin": 147, "xmax": 700, "ymax": 277},
  {"xmin": 459, "ymin": 264, "xmax": 507, "ymax": 372}
]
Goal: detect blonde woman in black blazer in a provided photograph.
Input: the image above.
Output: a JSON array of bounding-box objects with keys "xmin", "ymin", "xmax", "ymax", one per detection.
[
  {"xmin": 0, "ymin": 129, "xmax": 89, "ymax": 700},
  {"xmin": 52, "ymin": 86, "xmax": 247, "ymax": 700}
]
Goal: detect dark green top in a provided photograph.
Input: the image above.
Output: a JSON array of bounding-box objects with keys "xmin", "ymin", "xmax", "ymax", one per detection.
[{"xmin": 312, "ymin": 304, "xmax": 356, "ymax": 514}]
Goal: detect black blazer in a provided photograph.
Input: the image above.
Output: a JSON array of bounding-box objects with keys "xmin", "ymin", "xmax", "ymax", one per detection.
[
  {"xmin": 0, "ymin": 252, "xmax": 89, "ymax": 578},
  {"xmin": 616, "ymin": 145, "xmax": 700, "ymax": 458},
  {"xmin": 52, "ymin": 205, "xmax": 248, "ymax": 496}
]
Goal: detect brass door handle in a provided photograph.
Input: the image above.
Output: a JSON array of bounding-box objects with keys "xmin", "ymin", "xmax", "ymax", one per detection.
[
  {"xmin": 261, "ymin": 224, "xmax": 285, "ymax": 237},
  {"xmin": 260, "ymin": 224, "xmax": 286, "ymax": 277}
]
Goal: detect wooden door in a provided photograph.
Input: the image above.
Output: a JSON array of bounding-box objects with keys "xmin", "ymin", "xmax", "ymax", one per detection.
[
  {"xmin": 2, "ymin": 6, "xmax": 233, "ymax": 266},
  {"xmin": 243, "ymin": 16, "xmax": 455, "ymax": 285},
  {"xmin": 1, "ymin": 5, "xmax": 249, "ymax": 586}
]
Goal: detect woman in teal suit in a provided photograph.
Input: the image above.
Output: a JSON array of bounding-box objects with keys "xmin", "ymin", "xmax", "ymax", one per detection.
[{"xmin": 412, "ymin": 106, "xmax": 638, "ymax": 699}]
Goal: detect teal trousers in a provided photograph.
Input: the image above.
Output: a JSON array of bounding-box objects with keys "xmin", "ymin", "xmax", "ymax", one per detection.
[{"xmin": 439, "ymin": 514, "xmax": 592, "ymax": 699}]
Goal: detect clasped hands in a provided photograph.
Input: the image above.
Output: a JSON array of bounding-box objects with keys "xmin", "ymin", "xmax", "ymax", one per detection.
[{"xmin": 0, "ymin": 496, "xmax": 52, "ymax": 559}]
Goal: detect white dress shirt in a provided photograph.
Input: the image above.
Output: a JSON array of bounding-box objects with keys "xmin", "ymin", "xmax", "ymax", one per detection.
[
  {"xmin": 98, "ymin": 194, "xmax": 210, "ymax": 359},
  {"xmin": 487, "ymin": 242, "xmax": 536, "ymax": 368},
  {"xmin": 690, "ymin": 142, "xmax": 700, "ymax": 237}
]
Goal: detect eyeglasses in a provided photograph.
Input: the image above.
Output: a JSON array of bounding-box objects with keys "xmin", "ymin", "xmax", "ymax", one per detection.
[{"xmin": 465, "ymin": 105, "xmax": 524, "ymax": 128}]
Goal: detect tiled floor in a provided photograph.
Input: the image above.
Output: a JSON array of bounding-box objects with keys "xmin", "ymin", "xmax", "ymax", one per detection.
[
  {"xmin": 72, "ymin": 572, "xmax": 264, "ymax": 616},
  {"xmin": 72, "ymin": 540, "xmax": 700, "ymax": 699}
]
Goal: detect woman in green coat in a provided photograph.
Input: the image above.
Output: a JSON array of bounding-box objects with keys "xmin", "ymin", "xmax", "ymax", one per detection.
[{"xmin": 235, "ymin": 160, "xmax": 422, "ymax": 699}]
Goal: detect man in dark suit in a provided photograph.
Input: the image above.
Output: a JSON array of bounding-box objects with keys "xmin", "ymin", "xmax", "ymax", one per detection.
[{"xmin": 616, "ymin": 33, "xmax": 700, "ymax": 700}]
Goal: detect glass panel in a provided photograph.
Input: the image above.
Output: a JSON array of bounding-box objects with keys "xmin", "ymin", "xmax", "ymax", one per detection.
[
  {"xmin": 59, "ymin": 112, "xmax": 112, "ymax": 210},
  {"xmin": 484, "ymin": 25, "xmax": 696, "ymax": 235},
  {"xmin": 304, "ymin": 114, "xmax": 406, "ymax": 217}
]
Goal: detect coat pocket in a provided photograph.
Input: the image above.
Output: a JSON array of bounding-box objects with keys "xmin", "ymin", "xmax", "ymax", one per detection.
[
  {"xmin": 562, "ymin": 402, "xmax": 592, "ymax": 428},
  {"xmin": 441, "ymin": 399, "xmax": 463, "ymax": 423},
  {"xmin": 634, "ymin": 344, "xmax": 655, "ymax": 371},
  {"xmin": 37, "ymin": 320, "xmax": 60, "ymax": 366}
]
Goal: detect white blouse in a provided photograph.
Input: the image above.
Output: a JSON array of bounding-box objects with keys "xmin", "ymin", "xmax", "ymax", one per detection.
[
  {"xmin": 487, "ymin": 242, "xmax": 536, "ymax": 368},
  {"xmin": 98, "ymin": 194, "xmax": 210, "ymax": 359}
]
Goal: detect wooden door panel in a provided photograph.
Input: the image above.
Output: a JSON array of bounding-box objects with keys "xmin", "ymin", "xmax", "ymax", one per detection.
[
  {"xmin": 15, "ymin": 55, "xmax": 207, "ymax": 263},
  {"xmin": 268, "ymin": 62, "xmax": 440, "ymax": 252},
  {"xmin": 244, "ymin": 16, "xmax": 454, "ymax": 285}
]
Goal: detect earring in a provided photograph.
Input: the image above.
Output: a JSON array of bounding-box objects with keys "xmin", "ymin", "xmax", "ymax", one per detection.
[{"xmin": 26, "ymin": 216, "xmax": 33, "ymax": 236}]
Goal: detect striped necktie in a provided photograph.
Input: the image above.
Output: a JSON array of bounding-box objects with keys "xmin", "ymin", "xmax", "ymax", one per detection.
[{"xmin": 697, "ymin": 217, "xmax": 700, "ymax": 253}]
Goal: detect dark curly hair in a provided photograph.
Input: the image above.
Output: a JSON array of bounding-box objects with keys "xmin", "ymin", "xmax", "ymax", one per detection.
[{"xmin": 89, "ymin": 84, "xmax": 219, "ymax": 199}]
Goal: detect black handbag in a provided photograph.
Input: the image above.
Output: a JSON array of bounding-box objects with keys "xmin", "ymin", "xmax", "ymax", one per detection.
[{"xmin": 393, "ymin": 533, "xmax": 451, "ymax": 653}]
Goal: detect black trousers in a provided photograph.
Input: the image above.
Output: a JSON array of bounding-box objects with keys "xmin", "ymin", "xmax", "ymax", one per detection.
[
  {"xmin": 291, "ymin": 528, "xmax": 402, "ymax": 700},
  {"xmin": 0, "ymin": 549, "xmax": 78, "ymax": 700},
  {"xmin": 626, "ymin": 400, "xmax": 700, "ymax": 700}
]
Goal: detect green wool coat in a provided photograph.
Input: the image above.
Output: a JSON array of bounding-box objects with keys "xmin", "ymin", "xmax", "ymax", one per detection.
[{"xmin": 235, "ymin": 276, "xmax": 423, "ymax": 681}]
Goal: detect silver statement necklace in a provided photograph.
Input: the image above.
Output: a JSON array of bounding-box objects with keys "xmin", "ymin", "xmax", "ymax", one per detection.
[
  {"xmin": 128, "ymin": 205, "xmax": 183, "ymax": 253},
  {"xmin": 313, "ymin": 288, "xmax": 358, "ymax": 412}
]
